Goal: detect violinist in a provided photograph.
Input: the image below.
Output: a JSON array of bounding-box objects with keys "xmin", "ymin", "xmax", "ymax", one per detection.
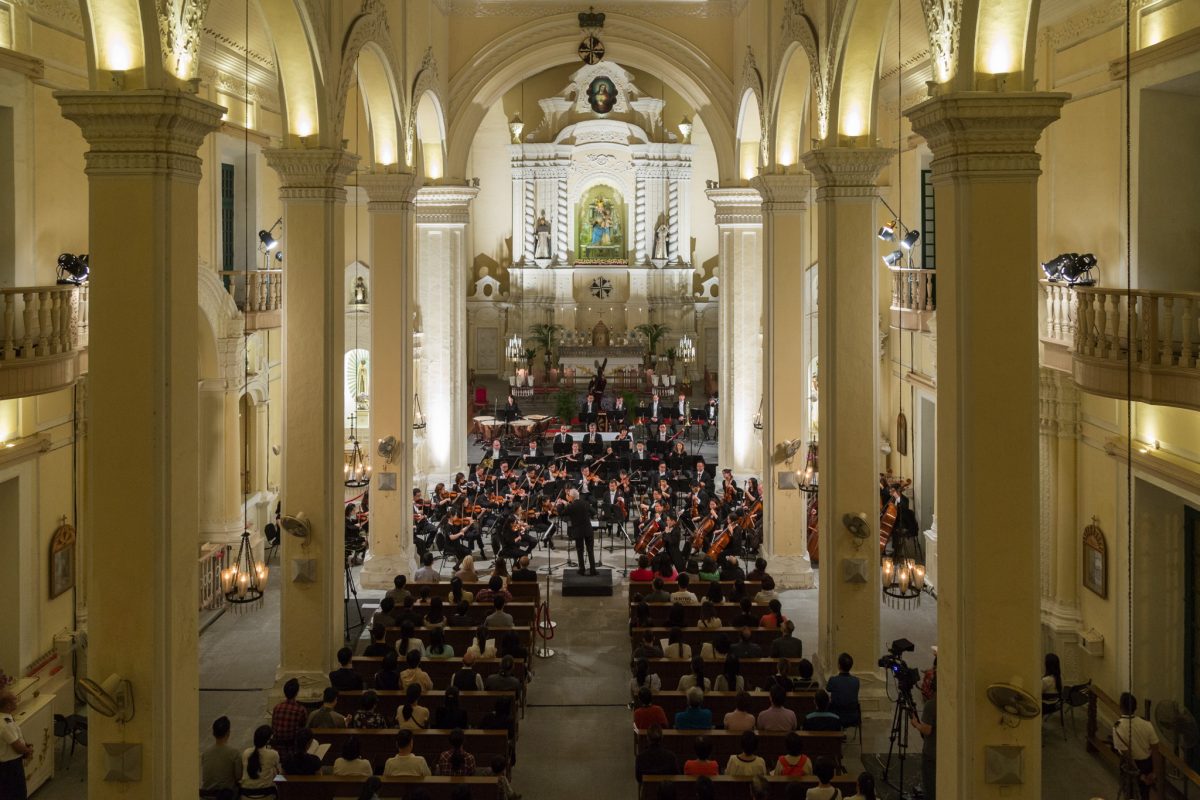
[
  {"xmin": 497, "ymin": 513, "xmax": 538, "ymax": 559},
  {"xmin": 579, "ymin": 465, "xmax": 601, "ymax": 495},
  {"xmin": 413, "ymin": 489, "xmax": 438, "ymax": 554},
  {"xmin": 442, "ymin": 518, "xmax": 473, "ymax": 563},
  {"xmin": 601, "ymin": 478, "xmax": 627, "ymax": 531},
  {"xmin": 500, "ymin": 393, "xmax": 522, "ymax": 423},
  {"xmin": 720, "ymin": 469, "xmax": 739, "ymax": 503},
  {"xmin": 453, "ymin": 472, "xmax": 468, "ymax": 493},
  {"xmin": 744, "ymin": 476, "xmax": 763, "ymax": 504},
  {"xmin": 495, "ymin": 461, "xmax": 514, "ymax": 492}
]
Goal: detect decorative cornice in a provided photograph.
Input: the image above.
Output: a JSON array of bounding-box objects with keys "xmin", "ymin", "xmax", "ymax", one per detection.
[
  {"xmin": 54, "ymin": 90, "xmax": 224, "ymax": 181},
  {"xmin": 1110, "ymin": 27, "xmax": 1200, "ymax": 80},
  {"xmin": 160, "ymin": 0, "xmax": 210, "ymax": 81},
  {"xmin": 750, "ymin": 174, "xmax": 809, "ymax": 213},
  {"xmin": 1044, "ymin": 0, "xmax": 1152, "ymax": 50},
  {"xmin": 359, "ymin": 171, "xmax": 418, "ymax": 211},
  {"xmin": 263, "ymin": 147, "xmax": 359, "ymax": 201},
  {"xmin": 706, "ymin": 187, "xmax": 763, "ymax": 226},
  {"xmin": 440, "ymin": 0, "xmax": 746, "ymax": 17},
  {"xmin": 918, "ymin": 0, "xmax": 959, "ymax": 83},
  {"xmin": 799, "ymin": 146, "xmax": 891, "ymax": 199},
  {"xmin": 1103, "ymin": 437, "xmax": 1200, "ymax": 497},
  {"xmin": 0, "ymin": 47, "xmax": 46, "ymax": 79},
  {"xmin": 905, "ymin": 92, "xmax": 1068, "ymax": 179},
  {"xmin": 13, "ymin": 0, "xmax": 82, "ymax": 34},
  {"xmin": 414, "ymin": 185, "xmax": 479, "ymax": 225}
]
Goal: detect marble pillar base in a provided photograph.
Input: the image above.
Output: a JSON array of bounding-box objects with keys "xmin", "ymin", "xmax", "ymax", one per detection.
[
  {"xmin": 268, "ymin": 670, "xmax": 331, "ymax": 707},
  {"xmin": 771, "ymin": 554, "xmax": 815, "ymax": 590},
  {"xmin": 198, "ymin": 521, "xmax": 247, "ymax": 548},
  {"xmin": 361, "ymin": 548, "xmax": 417, "ymax": 590}
]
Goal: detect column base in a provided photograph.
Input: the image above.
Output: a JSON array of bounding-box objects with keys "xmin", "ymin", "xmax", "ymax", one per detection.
[
  {"xmin": 361, "ymin": 548, "xmax": 417, "ymax": 590},
  {"xmin": 268, "ymin": 669, "xmax": 331, "ymax": 706},
  {"xmin": 199, "ymin": 521, "xmax": 246, "ymax": 547},
  {"xmin": 771, "ymin": 554, "xmax": 815, "ymax": 590}
]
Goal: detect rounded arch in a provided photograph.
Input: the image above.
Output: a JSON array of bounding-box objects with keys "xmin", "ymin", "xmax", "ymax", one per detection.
[
  {"xmin": 414, "ymin": 90, "xmax": 447, "ymax": 183},
  {"xmin": 78, "ymin": 0, "xmax": 151, "ymax": 88},
  {"xmin": 736, "ymin": 89, "xmax": 763, "ymax": 182},
  {"xmin": 967, "ymin": 0, "xmax": 1037, "ymax": 87},
  {"xmin": 257, "ymin": 0, "xmax": 325, "ymax": 138},
  {"xmin": 831, "ymin": 0, "xmax": 891, "ymax": 140},
  {"xmin": 446, "ymin": 13, "xmax": 735, "ymax": 181},
  {"xmin": 334, "ymin": 17, "xmax": 404, "ymax": 166},
  {"xmin": 770, "ymin": 42, "xmax": 815, "ymax": 168}
]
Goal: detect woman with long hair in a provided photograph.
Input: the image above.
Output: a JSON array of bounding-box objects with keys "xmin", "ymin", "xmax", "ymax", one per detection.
[
  {"xmin": 455, "ymin": 554, "xmax": 479, "ymax": 583},
  {"xmin": 664, "ymin": 626, "xmax": 692, "ymax": 660},
  {"xmin": 425, "ymin": 626, "xmax": 454, "ymax": 660},
  {"xmin": 1042, "ymin": 652, "xmax": 1062, "ymax": 713},
  {"xmin": 759, "ymin": 598, "xmax": 786, "ymax": 629},
  {"xmin": 423, "ymin": 596, "xmax": 447, "ymax": 628},
  {"xmin": 435, "ymin": 728, "xmax": 476, "ymax": 776},
  {"xmin": 847, "ymin": 771, "xmax": 877, "ymax": 800},
  {"xmin": 240, "ymin": 724, "xmax": 280, "ymax": 796},
  {"xmin": 356, "ymin": 776, "xmax": 383, "ymax": 800},
  {"xmin": 465, "ymin": 624, "xmax": 497, "ymax": 659},
  {"xmin": 677, "ymin": 655, "xmax": 711, "ymax": 693},
  {"xmin": 448, "ymin": 576, "xmax": 474, "ymax": 605},
  {"xmin": 395, "ymin": 620, "xmax": 424, "ymax": 658},
  {"xmin": 396, "ymin": 683, "xmax": 429, "ymax": 730},
  {"xmin": 697, "ymin": 599, "xmax": 722, "ymax": 629},
  {"xmin": 434, "ymin": 685, "xmax": 470, "ymax": 730},
  {"xmin": 714, "ymin": 653, "xmax": 744, "ymax": 692},
  {"xmin": 374, "ymin": 650, "xmax": 401, "ymax": 690},
  {"xmin": 629, "ymin": 657, "xmax": 661, "ymax": 702}
]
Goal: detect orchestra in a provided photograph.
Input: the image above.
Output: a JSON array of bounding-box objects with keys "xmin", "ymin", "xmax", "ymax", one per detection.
[{"xmin": 409, "ymin": 392, "xmax": 763, "ymax": 575}]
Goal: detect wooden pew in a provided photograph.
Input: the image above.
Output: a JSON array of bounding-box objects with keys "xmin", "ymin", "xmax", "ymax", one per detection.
[
  {"xmin": 352, "ymin": 657, "xmax": 528, "ymax": 687},
  {"xmin": 407, "ymin": 581, "xmax": 541, "ymax": 603},
  {"xmin": 630, "ymin": 627, "xmax": 780, "ymax": 653},
  {"xmin": 627, "ymin": 580, "xmax": 762, "ymax": 602},
  {"xmin": 384, "ymin": 601, "xmax": 537, "ymax": 626},
  {"xmin": 276, "ymin": 776, "xmax": 500, "ymax": 799},
  {"xmin": 641, "ymin": 775, "xmax": 858, "ymax": 799},
  {"xmin": 630, "ymin": 602, "xmax": 770, "ymax": 627},
  {"xmin": 648, "ymin": 659, "xmax": 807, "ymax": 691},
  {"xmin": 650, "ymin": 691, "xmax": 817, "ymax": 724},
  {"xmin": 334, "ymin": 690, "xmax": 517, "ymax": 725},
  {"xmin": 311, "ymin": 728, "xmax": 508, "ymax": 773},
  {"xmin": 384, "ymin": 626, "xmax": 532, "ymax": 654},
  {"xmin": 635, "ymin": 730, "xmax": 845, "ymax": 770}
]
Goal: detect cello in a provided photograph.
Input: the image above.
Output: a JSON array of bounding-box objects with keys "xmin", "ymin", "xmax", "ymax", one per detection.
[
  {"xmin": 879, "ymin": 500, "xmax": 898, "ymax": 553},
  {"xmin": 705, "ymin": 519, "xmax": 736, "ymax": 561},
  {"xmin": 634, "ymin": 519, "xmax": 661, "ymax": 554},
  {"xmin": 691, "ymin": 516, "xmax": 716, "ymax": 552},
  {"xmin": 805, "ymin": 495, "xmax": 820, "ymax": 565}
]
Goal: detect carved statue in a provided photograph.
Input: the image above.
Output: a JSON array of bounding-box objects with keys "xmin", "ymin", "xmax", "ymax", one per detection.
[
  {"xmin": 653, "ymin": 223, "xmax": 668, "ymax": 260},
  {"xmin": 353, "ymin": 276, "xmax": 369, "ymax": 305},
  {"xmin": 534, "ymin": 212, "xmax": 552, "ymax": 259}
]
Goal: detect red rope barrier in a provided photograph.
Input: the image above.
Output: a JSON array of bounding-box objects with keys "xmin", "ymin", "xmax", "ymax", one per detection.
[{"xmin": 535, "ymin": 601, "xmax": 555, "ymax": 641}]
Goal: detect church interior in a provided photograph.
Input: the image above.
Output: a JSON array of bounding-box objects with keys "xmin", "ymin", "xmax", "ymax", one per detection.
[{"xmin": 0, "ymin": 0, "xmax": 1198, "ymax": 798}]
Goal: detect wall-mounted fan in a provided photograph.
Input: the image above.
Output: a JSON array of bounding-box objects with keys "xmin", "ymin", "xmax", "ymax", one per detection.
[
  {"xmin": 1155, "ymin": 699, "xmax": 1199, "ymax": 756},
  {"xmin": 377, "ymin": 435, "xmax": 398, "ymax": 466},
  {"xmin": 280, "ymin": 512, "xmax": 312, "ymax": 539},
  {"xmin": 842, "ymin": 512, "xmax": 871, "ymax": 543},
  {"xmin": 987, "ymin": 683, "xmax": 1041, "ymax": 725},
  {"xmin": 77, "ymin": 674, "xmax": 134, "ymax": 723}
]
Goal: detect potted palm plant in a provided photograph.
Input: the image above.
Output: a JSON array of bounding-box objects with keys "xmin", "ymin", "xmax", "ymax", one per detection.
[
  {"xmin": 528, "ymin": 322, "xmax": 565, "ymax": 376},
  {"xmin": 634, "ymin": 322, "xmax": 671, "ymax": 370}
]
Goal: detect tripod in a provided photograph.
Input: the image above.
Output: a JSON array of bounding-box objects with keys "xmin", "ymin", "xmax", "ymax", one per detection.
[
  {"xmin": 880, "ymin": 677, "xmax": 920, "ymax": 798},
  {"xmin": 343, "ymin": 557, "xmax": 366, "ymax": 643}
]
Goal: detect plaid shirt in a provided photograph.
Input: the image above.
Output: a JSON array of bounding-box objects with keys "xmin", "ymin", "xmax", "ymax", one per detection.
[
  {"xmin": 436, "ymin": 747, "xmax": 476, "ymax": 776},
  {"xmin": 270, "ymin": 699, "xmax": 308, "ymax": 753}
]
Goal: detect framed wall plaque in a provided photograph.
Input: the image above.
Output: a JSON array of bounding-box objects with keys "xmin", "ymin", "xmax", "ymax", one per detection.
[
  {"xmin": 49, "ymin": 522, "xmax": 76, "ymax": 599},
  {"xmin": 1082, "ymin": 519, "xmax": 1106, "ymax": 599}
]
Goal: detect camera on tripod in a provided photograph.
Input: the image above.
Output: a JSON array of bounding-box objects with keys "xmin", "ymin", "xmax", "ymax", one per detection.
[{"xmin": 878, "ymin": 637, "xmax": 921, "ymax": 693}]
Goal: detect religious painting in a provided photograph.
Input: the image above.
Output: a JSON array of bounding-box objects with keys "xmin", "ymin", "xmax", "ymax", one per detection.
[
  {"xmin": 576, "ymin": 185, "xmax": 626, "ymax": 264},
  {"xmin": 50, "ymin": 522, "xmax": 76, "ymax": 599},
  {"xmin": 587, "ymin": 76, "xmax": 618, "ymax": 114},
  {"xmin": 1082, "ymin": 519, "xmax": 1106, "ymax": 599}
]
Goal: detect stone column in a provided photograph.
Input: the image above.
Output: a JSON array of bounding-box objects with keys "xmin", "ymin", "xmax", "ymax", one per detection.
[
  {"xmin": 706, "ymin": 187, "xmax": 763, "ymax": 481},
  {"xmin": 415, "ymin": 186, "xmax": 478, "ymax": 485},
  {"xmin": 1039, "ymin": 367, "xmax": 1083, "ymax": 676},
  {"xmin": 197, "ymin": 382, "xmax": 243, "ymax": 546},
  {"xmin": 907, "ymin": 91, "xmax": 1066, "ymax": 800},
  {"xmin": 752, "ymin": 174, "xmax": 814, "ymax": 589},
  {"xmin": 634, "ymin": 172, "xmax": 649, "ymax": 264},
  {"xmin": 799, "ymin": 146, "xmax": 892, "ymax": 679},
  {"xmin": 56, "ymin": 89, "xmax": 223, "ymax": 800},
  {"xmin": 263, "ymin": 146, "xmax": 358, "ymax": 699},
  {"xmin": 359, "ymin": 171, "xmax": 418, "ymax": 589}
]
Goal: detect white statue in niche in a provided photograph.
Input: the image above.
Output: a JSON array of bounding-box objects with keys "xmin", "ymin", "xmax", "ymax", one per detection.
[
  {"xmin": 653, "ymin": 223, "xmax": 668, "ymax": 261},
  {"xmin": 353, "ymin": 276, "xmax": 369, "ymax": 305},
  {"xmin": 534, "ymin": 211, "xmax": 552, "ymax": 260}
]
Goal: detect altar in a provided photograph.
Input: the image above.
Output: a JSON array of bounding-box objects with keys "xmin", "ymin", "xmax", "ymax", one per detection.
[{"xmin": 557, "ymin": 344, "xmax": 643, "ymax": 373}]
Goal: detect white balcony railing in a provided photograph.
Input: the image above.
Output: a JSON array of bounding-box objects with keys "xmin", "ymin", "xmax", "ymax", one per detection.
[
  {"xmin": 218, "ymin": 269, "xmax": 282, "ymax": 330},
  {"xmin": 888, "ymin": 267, "xmax": 935, "ymax": 331},
  {"xmin": 199, "ymin": 543, "xmax": 230, "ymax": 612},
  {"xmin": 0, "ymin": 284, "xmax": 89, "ymax": 399},
  {"xmin": 1041, "ymin": 280, "xmax": 1078, "ymax": 346},
  {"xmin": 1072, "ymin": 287, "xmax": 1200, "ymax": 410}
]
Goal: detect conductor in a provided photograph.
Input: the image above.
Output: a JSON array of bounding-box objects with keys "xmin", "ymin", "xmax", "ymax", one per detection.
[{"xmin": 562, "ymin": 488, "xmax": 598, "ymax": 576}]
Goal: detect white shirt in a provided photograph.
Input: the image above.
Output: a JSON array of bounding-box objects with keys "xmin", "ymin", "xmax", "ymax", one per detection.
[
  {"xmin": 240, "ymin": 746, "xmax": 281, "ymax": 789},
  {"xmin": 383, "ymin": 752, "xmax": 432, "ymax": 776},
  {"xmin": 1113, "ymin": 715, "xmax": 1159, "ymax": 761},
  {"xmin": 0, "ymin": 712, "xmax": 24, "ymax": 762},
  {"xmin": 333, "ymin": 756, "xmax": 374, "ymax": 776}
]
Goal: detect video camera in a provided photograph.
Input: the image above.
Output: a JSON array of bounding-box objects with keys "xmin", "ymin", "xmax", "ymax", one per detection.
[{"xmin": 878, "ymin": 637, "xmax": 921, "ymax": 694}]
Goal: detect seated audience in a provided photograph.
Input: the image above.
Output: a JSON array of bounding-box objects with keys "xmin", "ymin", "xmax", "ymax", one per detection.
[
  {"xmin": 385, "ymin": 574, "xmax": 411, "ymax": 605},
  {"xmin": 475, "ymin": 574, "xmax": 512, "ymax": 604},
  {"xmin": 697, "ymin": 558, "xmax": 721, "ymax": 583},
  {"xmin": 435, "ymin": 728, "xmax": 476, "ymax": 776},
  {"xmin": 451, "ymin": 649, "xmax": 486, "ymax": 691},
  {"xmin": 425, "ymin": 627, "xmax": 455, "ymax": 660},
  {"xmin": 769, "ymin": 620, "xmax": 803, "ymax": 659},
  {"xmin": 396, "ymin": 683, "xmax": 430, "ymax": 730},
  {"xmin": 635, "ymin": 725, "xmax": 680, "ymax": 782},
  {"xmin": 773, "ymin": 731, "xmax": 813, "ymax": 776},
  {"xmin": 714, "ymin": 654, "xmax": 744, "ymax": 692},
  {"xmin": 630, "ymin": 657, "xmax": 662, "ymax": 701},
  {"xmin": 395, "ymin": 621, "xmax": 425, "ymax": 659},
  {"xmin": 827, "ymin": 652, "xmax": 862, "ymax": 727},
  {"xmin": 454, "ymin": 554, "xmax": 479, "ymax": 584},
  {"xmin": 485, "ymin": 596, "xmax": 515, "ymax": 628},
  {"xmin": 847, "ymin": 771, "xmax": 877, "ymax": 800},
  {"xmin": 674, "ymin": 686, "xmax": 714, "ymax": 730},
  {"xmin": 746, "ymin": 558, "xmax": 771, "ymax": 582},
  {"xmin": 400, "ymin": 649, "xmax": 434, "ymax": 692},
  {"xmin": 793, "ymin": 658, "xmax": 819, "ymax": 690},
  {"xmin": 633, "ymin": 686, "xmax": 669, "ymax": 730},
  {"xmin": 371, "ymin": 596, "xmax": 398, "ymax": 629},
  {"xmin": 448, "ymin": 576, "xmax": 474, "ymax": 605},
  {"xmin": 479, "ymin": 696, "xmax": 516, "ymax": 738},
  {"xmin": 731, "ymin": 598, "xmax": 757, "ymax": 628},
  {"xmin": 362, "ymin": 624, "xmax": 391, "ymax": 658},
  {"xmin": 731, "ymin": 627, "xmax": 764, "ymax": 659},
  {"xmin": 758, "ymin": 598, "xmax": 786, "ymax": 629},
  {"xmin": 677, "ymin": 656, "xmax": 712, "ymax": 693},
  {"xmin": 630, "ymin": 555, "xmax": 656, "ymax": 582},
  {"xmin": 669, "ymin": 573, "xmax": 699, "ymax": 605},
  {"xmin": 484, "ymin": 655, "xmax": 522, "ymax": 693},
  {"xmin": 433, "ymin": 685, "xmax": 470, "ymax": 730},
  {"xmin": 724, "ymin": 730, "xmax": 767, "ymax": 777},
  {"xmin": 447, "ymin": 599, "xmax": 475, "ymax": 628},
  {"xmin": 684, "ymin": 736, "xmax": 720, "ymax": 776},
  {"xmin": 307, "ymin": 687, "xmax": 346, "ymax": 729},
  {"xmin": 664, "ymin": 627, "xmax": 692, "ymax": 660},
  {"xmin": 413, "ymin": 552, "xmax": 440, "ymax": 582},
  {"xmin": 511, "ymin": 555, "xmax": 538, "ymax": 582},
  {"xmin": 423, "ymin": 596, "xmax": 448, "ymax": 629},
  {"xmin": 697, "ymin": 600, "xmax": 722, "ymax": 629},
  {"xmin": 270, "ymin": 679, "xmax": 306, "ymax": 757},
  {"xmin": 802, "ymin": 690, "xmax": 844, "ymax": 732},
  {"xmin": 329, "ymin": 647, "xmax": 364, "ymax": 691},
  {"xmin": 347, "ymin": 690, "xmax": 389, "ymax": 729},
  {"xmin": 382, "ymin": 729, "xmax": 431, "ymax": 776},
  {"xmin": 806, "ymin": 756, "xmax": 842, "ymax": 800},
  {"xmin": 374, "ymin": 650, "xmax": 402, "ymax": 690},
  {"xmin": 332, "ymin": 736, "xmax": 373, "ymax": 776},
  {"xmin": 465, "ymin": 625, "xmax": 498, "ymax": 660},
  {"xmin": 491, "ymin": 755, "xmax": 520, "ymax": 800},
  {"xmin": 241, "ymin": 725, "xmax": 281, "ymax": 793},
  {"xmin": 723, "ymin": 691, "xmax": 757, "ymax": 732},
  {"xmin": 756, "ymin": 685, "xmax": 798, "ymax": 732},
  {"xmin": 200, "ymin": 716, "xmax": 242, "ymax": 797},
  {"xmin": 753, "ymin": 575, "xmax": 778, "ymax": 604},
  {"xmin": 633, "ymin": 630, "xmax": 664, "ymax": 661}
]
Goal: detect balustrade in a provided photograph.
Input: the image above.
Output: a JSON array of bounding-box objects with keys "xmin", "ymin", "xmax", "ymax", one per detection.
[
  {"xmin": 0, "ymin": 285, "xmax": 88, "ymax": 361},
  {"xmin": 1072, "ymin": 286, "xmax": 1200, "ymax": 410},
  {"xmin": 888, "ymin": 267, "xmax": 936, "ymax": 331},
  {"xmin": 1039, "ymin": 280, "xmax": 1077, "ymax": 345},
  {"xmin": 218, "ymin": 269, "xmax": 282, "ymax": 329},
  {"xmin": 198, "ymin": 543, "xmax": 230, "ymax": 612}
]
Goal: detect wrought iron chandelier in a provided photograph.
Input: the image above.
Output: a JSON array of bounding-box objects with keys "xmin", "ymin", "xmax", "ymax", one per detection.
[{"xmin": 345, "ymin": 416, "xmax": 370, "ymax": 488}]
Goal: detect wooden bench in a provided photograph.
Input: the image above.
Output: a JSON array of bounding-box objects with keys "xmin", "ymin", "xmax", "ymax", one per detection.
[
  {"xmin": 385, "ymin": 601, "xmax": 537, "ymax": 626},
  {"xmin": 635, "ymin": 729, "xmax": 845, "ymax": 769},
  {"xmin": 641, "ymin": 775, "xmax": 858, "ymax": 799},
  {"xmin": 627, "ymin": 580, "xmax": 762, "ymax": 602},
  {"xmin": 275, "ymin": 776, "xmax": 500, "ymax": 799},
  {"xmin": 631, "ymin": 627, "xmax": 781, "ymax": 653},
  {"xmin": 408, "ymin": 581, "xmax": 541, "ymax": 603},
  {"xmin": 352, "ymin": 657, "xmax": 528, "ymax": 687},
  {"xmin": 384, "ymin": 626, "xmax": 533, "ymax": 654},
  {"xmin": 335, "ymin": 690, "xmax": 518, "ymax": 725},
  {"xmin": 311, "ymin": 728, "xmax": 508, "ymax": 773},
  {"xmin": 648, "ymin": 658, "xmax": 807, "ymax": 691},
  {"xmin": 650, "ymin": 691, "xmax": 818, "ymax": 723},
  {"xmin": 630, "ymin": 602, "xmax": 770, "ymax": 627}
]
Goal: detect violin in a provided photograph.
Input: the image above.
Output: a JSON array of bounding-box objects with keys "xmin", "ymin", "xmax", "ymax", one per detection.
[
  {"xmin": 634, "ymin": 520, "xmax": 661, "ymax": 554},
  {"xmin": 723, "ymin": 482, "xmax": 735, "ymax": 505},
  {"xmin": 691, "ymin": 516, "xmax": 716, "ymax": 551},
  {"xmin": 449, "ymin": 516, "xmax": 475, "ymax": 526},
  {"xmin": 488, "ymin": 493, "xmax": 507, "ymax": 505}
]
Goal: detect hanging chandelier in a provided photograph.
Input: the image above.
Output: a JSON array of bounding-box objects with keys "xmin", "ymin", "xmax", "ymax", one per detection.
[
  {"xmin": 413, "ymin": 393, "xmax": 427, "ymax": 430},
  {"xmin": 797, "ymin": 440, "xmax": 819, "ymax": 495},
  {"xmin": 221, "ymin": 528, "xmax": 268, "ymax": 610},
  {"xmin": 677, "ymin": 334, "xmax": 696, "ymax": 365},
  {"xmin": 881, "ymin": 555, "xmax": 925, "ymax": 609},
  {"xmin": 345, "ymin": 417, "xmax": 370, "ymax": 487}
]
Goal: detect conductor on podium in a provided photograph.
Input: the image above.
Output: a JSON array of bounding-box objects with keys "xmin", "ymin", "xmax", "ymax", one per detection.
[{"xmin": 562, "ymin": 488, "xmax": 597, "ymax": 576}]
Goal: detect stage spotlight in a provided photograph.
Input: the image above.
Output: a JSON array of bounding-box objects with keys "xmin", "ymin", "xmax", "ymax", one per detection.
[
  {"xmin": 877, "ymin": 220, "xmax": 897, "ymax": 242},
  {"xmin": 901, "ymin": 229, "xmax": 920, "ymax": 250},
  {"xmin": 882, "ymin": 250, "xmax": 904, "ymax": 268},
  {"xmin": 56, "ymin": 253, "xmax": 89, "ymax": 285},
  {"xmin": 258, "ymin": 229, "xmax": 278, "ymax": 250}
]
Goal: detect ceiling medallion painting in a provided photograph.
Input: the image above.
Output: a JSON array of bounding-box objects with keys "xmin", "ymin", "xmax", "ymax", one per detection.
[
  {"xmin": 578, "ymin": 34, "xmax": 605, "ymax": 65},
  {"xmin": 590, "ymin": 277, "xmax": 613, "ymax": 299}
]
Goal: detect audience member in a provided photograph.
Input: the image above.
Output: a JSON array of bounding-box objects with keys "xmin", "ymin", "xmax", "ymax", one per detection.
[
  {"xmin": 332, "ymin": 736, "xmax": 373, "ymax": 776},
  {"xmin": 697, "ymin": 558, "xmax": 721, "ymax": 583},
  {"xmin": 479, "ymin": 696, "xmax": 516, "ymax": 739},
  {"xmin": 400, "ymin": 650, "xmax": 434, "ymax": 692},
  {"xmin": 719, "ymin": 555, "xmax": 746, "ymax": 582},
  {"xmin": 435, "ymin": 728, "xmax": 476, "ymax": 776},
  {"xmin": 763, "ymin": 659, "xmax": 795, "ymax": 692},
  {"xmin": 664, "ymin": 627, "xmax": 692, "ymax": 660},
  {"xmin": 200, "ymin": 716, "xmax": 242, "ymax": 798},
  {"xmin": 329, "ymin": 647, "xmax": 364, "ymax": 691},
  {"xmin": 677, "ymin": 656, "xmax": 712, "ymax": 693},
  {"xmin": 746, "ymin": 557, "xmax": 771, "ymax": 582},
  {"xmin": 759, "ymin": 598, "xmax": 786, "ymax": 629},
  {"xmin": 802, "ymin": 690, "xmax": 843, "ymax": 732},
  {"xmin": 374, "ymin": 650, "xmax": 402, "ymax": 690},
  {"xmin": 281, "ymin": 729, "xmax": 322, "ymax": 775},
  {"xmin": 306, "ymin": 687, "xmax": 346, "ymax": 729},
  {"xmin": 847, "ymin": 771, "xmax": 877, "ymax": 800},
  {"xmin": 756, "ymin": 685, "xmax": 798, "ymax": 732},
  {"xmin": 723, "ymin": 691, "xmax": 757, "ymax": 732},
  {"xmin": 773, "ymin": 731, "xmax": 813, "ymax": 776},
  {"xmin": 633, "ymin": 686, "xmax": 669, "ymax": 730},
  {"xmin": 511, "ymin": 556, "xmax": 538, "ymax": 582},
  {"xmin": 465, "ymin": 625, "xmax": 498, "ymax": 660},
  {"xmin": 793, "ymin": 658, "xmax": 818, "ymax": 690},
  {"xmin": 714, "ymin": 654, "xmax": 744, "ymax": 692},
  {"xmin": 413, "ymin": 552, "xmax": 440, "ymax": 582},
  {"xmin": 724, "ymin": 730, "xmax": 767, "ymax": 777},
  {"xmin": 485, "ymin": 596, "xmax": 515, "ymax": 629},
  {"xmin": 635, "ymin": 725, "xmax": 679, "ymax": 782},
  {"xmin": 769, "ymin": 621, "xmax": 803, "ymax": 659},
  {"xmin": 436, "ymin": 685, "xmax": 472, "ymax": 730},
  {"xmin": 396, "ymin": 683, "xmax": 430, "ymax": 730},
  {"xmin": 674, "ymin": 687, "xmax": 714, "ymax": 730},
  {"xmin": 270, "ymin": 679, "xmax": 307, "ymax": 756},
  {"xmin": 669, "ymin": 573, "xmax": 699, "ymax": 605},
  {"xmin": 806, "ymin": 756, "xmax": 841, "ymax": 800},
  {"xmin": 448, "ymin": 576, "xmax": 474, "ymax": 605},
  {"xmin": 240, "ymin": 725, "xmax": 281, "ymax": 793},
  {"xmin": 362, "ymin": 624, "xmax": 391, "ymax": 658},
  {"xmin": 447, "ymin": 600, "xmax": 475, "ymax": 628},
  {"xmin": 425, "ymin": 627, "xmax": 454, "ymax": 660},
  {"xmin": 371, "ymin": 596, "xmax": 398, "ymax": 629},
  {"xmin": 731, "ymin": 598, "xmax": 757, "ymax": 628},
  {"xmin": 395, "ymin": 621, "xmax": 425, "ymax": 659},
  {"xmin": 630, "ymin": 555, "xmax": 656, "ymax": 582},
  {"xmin": 382, "ymin": 729, "xmax": 431, "ymax": 776},
  {"xmin": 630, "ymin": 658, "xmax": 662, "ymax": 701},
  {"xmin": 484, "ymin": 655, "xmax": 522, "ymax": 693},
  {"xmin": 475, "ymin": 575, "xmax": 512, "ymax": 604},
  {"xmin": 452, "ymin": 650, "xmax": 486, "ymax": 691},
  {"xmin": 633, "ymin": 630, "xmax": 664, "ymax": 661},
  {"xmin": 454, "ymin": 555, "xmax": 479, "ymax": 584},
  {"xmin": 347, "ymin": 690, "xmax": 389, "ymax": 729},
  {"xmin": 683, "ymin": 736, "xmax": 720, "ymax": 776},
  {"xmin": 491, "ymin": 754, "xmax": 521, "ymax": 800},
  {"xmin": 827, "ymin": 652, "xmax": 861, "ymax": 727},
  {"xmin": 753, "ymin": 575, "xmax": 778, "ymax": 604},
  {"xmin": 385, "ymin": 574, "xmax": 411, "ymax": 605}
]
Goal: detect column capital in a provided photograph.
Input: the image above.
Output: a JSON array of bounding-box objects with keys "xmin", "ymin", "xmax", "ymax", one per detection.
[
  {"xmin": 706, "ymin": 186, "xmax": 762, "ymax": 226},
  {"xmin": 414, "ymin": 185, "xmax": 479, "ymax": 225},
  {"xmin": 263, "ymin": 147, "xmax": 359, "ymax": 201},
  {"xmin": 55, "ymin": 89, "xmax": 224, "ymax": 182},
  {"xmin": 905, "ymin": 91, "xmax": 1069, "ymax": 178},
  {"xmin": 799, "ymin": 146, "xmax": 892, "ymax": 199},
  {"xmin": 359, "ymin": 171, "xmax": 418, "ymax": 212},
  {"xmin": 750, "ymin": 173, "xmax": 810, "ymax": 213}
]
